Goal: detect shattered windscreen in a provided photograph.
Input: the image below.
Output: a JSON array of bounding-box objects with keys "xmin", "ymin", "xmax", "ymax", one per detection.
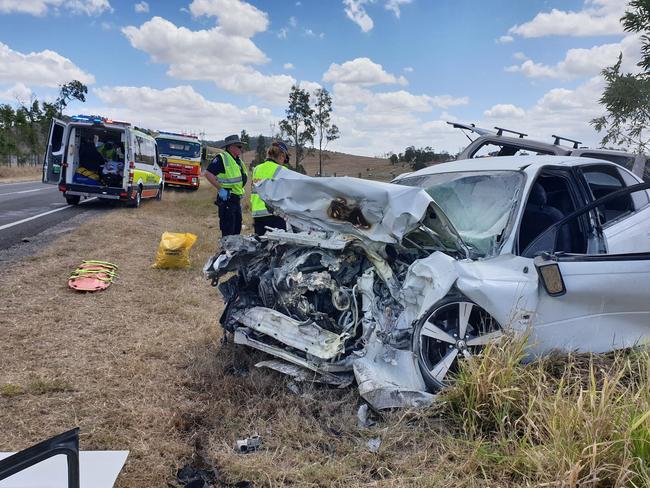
[{"xmin": 399, "ymin": 170, "xmax": 524, "ymax": 256}]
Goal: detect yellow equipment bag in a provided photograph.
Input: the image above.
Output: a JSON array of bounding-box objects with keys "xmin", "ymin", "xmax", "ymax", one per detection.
[{"xmin": 152, "ymin": 232, "xmax": 198, "ymax": 269}]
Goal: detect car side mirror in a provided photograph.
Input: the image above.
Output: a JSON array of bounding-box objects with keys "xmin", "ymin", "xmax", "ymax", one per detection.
[
  {"xmin": 534, "ymin": 255, "xmax": 566, "ymax": 297},
  {"xmin": 159, "ymin": 156, "xmax": 167, "ymax": 168}
]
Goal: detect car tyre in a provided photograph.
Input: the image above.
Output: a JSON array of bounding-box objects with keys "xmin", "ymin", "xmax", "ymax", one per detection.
[
  {"xmin": 156, "ymin": 183, "xmax": 163, "ymax": 201},
  {"xmin": 65, "ymin": 194, "xmax": 80, "ymax": 205},
  {"xmin": 413, "ymin": 296, "xmax": 502, "ymax": 390}
]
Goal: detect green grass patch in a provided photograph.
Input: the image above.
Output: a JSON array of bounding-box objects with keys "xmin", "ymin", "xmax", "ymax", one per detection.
[
  {"xmin": 26, "ymin": 377, "xmax": 74, "ymax": 395},
  {"xmin": 1, "ymin": 383, "xmax": 25, "ymax": 397}
]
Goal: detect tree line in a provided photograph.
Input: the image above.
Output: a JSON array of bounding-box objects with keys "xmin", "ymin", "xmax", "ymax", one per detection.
[
  {"xmin": 0, "ymin": 81, "xmax": 87, "ymax": 165},
  {"xmin": 390, "ymin": 146, "xmax": 453, "ymax": 170}
]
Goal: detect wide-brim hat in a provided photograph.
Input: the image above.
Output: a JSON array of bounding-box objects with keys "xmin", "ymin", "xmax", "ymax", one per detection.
[{"xmin": 221, "ymin": 134, "xmax": 245, "ymax": 148}]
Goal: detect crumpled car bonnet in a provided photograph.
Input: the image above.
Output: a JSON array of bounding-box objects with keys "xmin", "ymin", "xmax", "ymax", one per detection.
[{"xmin": 256, "ymin": 169, "xmax": 436, "ymax": 244}]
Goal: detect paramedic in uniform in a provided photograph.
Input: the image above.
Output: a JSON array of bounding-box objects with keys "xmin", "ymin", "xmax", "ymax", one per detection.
[
  {"xmin": 205, "ymin": 134, "xmax": 248, "ymax": 236},
  {"xmin": 250, "ymin": 141, "xmax": 290, "ymax": 236}
]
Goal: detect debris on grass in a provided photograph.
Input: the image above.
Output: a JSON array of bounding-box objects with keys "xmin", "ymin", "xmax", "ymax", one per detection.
[
  {"xmin": 366, "ymin": 437, "xmax": 381, "ymax": 453},
  {"xmin": 356, "ymin": 403, "xmax": 376, "ymax": 429},
  {"xmin": 233, "ymin": 435, "xmax": 262, "ymax": 454}
]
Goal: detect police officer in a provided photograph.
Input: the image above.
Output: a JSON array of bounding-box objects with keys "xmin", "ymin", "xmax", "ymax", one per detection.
[
  {"xmin": 251, "ymin": 141, "xmax": 290, "ymax": 236},
  {"xmin": 205, "ymin": 134, "xmax": 248, "ymax": 236},
  {"xmin": 99, "ymin": 141, "xmax": 118, "ymax": 161}
]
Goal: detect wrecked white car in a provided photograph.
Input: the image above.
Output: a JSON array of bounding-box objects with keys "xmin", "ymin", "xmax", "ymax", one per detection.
[{"xmin": 205, "ymin": 155, "xmax": 650, "ymax": 410}]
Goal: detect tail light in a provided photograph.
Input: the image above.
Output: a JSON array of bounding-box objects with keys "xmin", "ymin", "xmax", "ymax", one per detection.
[
  {"xmin": 128, "ymin": 161, "xmax": 134, "ymax": 184},
  {"xmin": 59, "ymin": 183, "xmax": 66, "ymax": 192}
]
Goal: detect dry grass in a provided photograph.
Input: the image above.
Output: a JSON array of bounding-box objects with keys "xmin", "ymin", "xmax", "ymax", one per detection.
[
  {"xmin": 0, "ymin": 164, "xmax": 41, "ymax": 182},
  {"xmin": 1, "ymin": 175, "xmax": 648, "ymax": 487},
  {"xmin": 0, "ymin": 182, "xmax": 221, "ymax": 486}
]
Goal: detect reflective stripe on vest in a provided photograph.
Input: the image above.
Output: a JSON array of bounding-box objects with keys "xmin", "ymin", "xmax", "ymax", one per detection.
[
  {"xmin": 251, "ymin": 160, "xmax": 282, "ymax": 218},
  {"xmin": 216, "ymin": 151, "xmax": 248, "ymax": 196}
]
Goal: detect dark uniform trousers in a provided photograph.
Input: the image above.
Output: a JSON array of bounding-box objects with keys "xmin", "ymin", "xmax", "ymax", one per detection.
[{"xmin": 216, "ymin": 194, "xmax": 242, "ymax": 236}]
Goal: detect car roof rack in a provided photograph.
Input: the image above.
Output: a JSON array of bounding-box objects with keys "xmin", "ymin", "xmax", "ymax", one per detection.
[
  {"xmin": 552, "ymin": 135, "xmax": 582, "ymax": 149},
  {"xmin": 446, "ymin": 121, "xmax": 495, "ymax": 137},
  {"xmin": 494, "ymin": 126, "xmax": 527, "ymax": 138}
]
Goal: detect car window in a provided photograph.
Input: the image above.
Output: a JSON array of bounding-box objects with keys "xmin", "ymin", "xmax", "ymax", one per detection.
[
  {"xmin": 519, "ymin": 172, "xmax": 588, "ymax": 257},
  {"xmin": 577, "ymin": 152, "xmax": 635, "ymax": 170},
  {"xmin": 471, "ymin": 142, "xmax": 555, "ymax": 158},
  {"xmin": 524, "ymin": 181, "xmax": 650, "ymax": 257},
  {"xmin": 582, "ymin": 165, "xmax": 633, "ymax": 224},
  {"xmin": 617, "ymin": 168, "xmax": 649, "ymax": 209}
]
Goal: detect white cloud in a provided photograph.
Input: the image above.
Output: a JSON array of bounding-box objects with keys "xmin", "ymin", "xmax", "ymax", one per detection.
[
  {"xmin": 505, "ymin": 34, "xmax": 642, "ymax": 79},
  {"xmin": 93, "ymin": 85, "xmax": 275, "ymax": 139},
  {"xmin": 508, "ymin": 0, "xmax": 627, "ymax": 38},
  {"xmin": 327, "ymin": 81, "xmax": 470, "ymax": 155},
  {"xmin": 134, "ymin": 1, "xmax": 148, "ymax": 13},
  {"xmin": 343, "ymin": 0, "xmax": 373, "ymax": 32},
  {"xmin": 428, "ymin": 95, "xmax": 470, "ymax": 109},
  {"xmin": 123, "ymin": 4, "xmax": 320, "ymax": 105},
  {"xmin": 0, "ymin": 82, "xmax": 33, "ymax": 102},
  {"xmin": 484, "ymin": 103, "xmax": 526, "ymax": 119},
  {"xmin": 471, "ymin": 77, "xmax": 611, "ymax": 152},
  {"xmin": 277, "ymin": 28, "xmax": 288, "ymax": 39},
  {"xmin": 123, "ymin": 16, "xmax": 267, "ymax": 67},
  {"xmin": 289, "ymin": 15, "xmax": 297, "ymax": 27},
  {"xmin": 496, "ymin": 35, "xmax": 514, "ymax": 44},
  {"xmin": 283, "ymin": 63, "xmax": 294, "ymax": 70},
  {"xmin": 403, "ymin": 66, "xmax": 414, "ymax": 73},
  {"xmin": 0, "ymin": 0, "xmax": 112, "ymax": 16},
  {"xmin": 0, "ymin": 42, "xmax": 95, "ymax": 87},
  {"xmin": 385, "ymin": 0, "xmax": 411, "ymax": 18},
  {"xmin": 188, "ymin": 0, "xmax": 268, "ymax": 37},
  {"xmin": 513, "ymin": 52, "xmax": 527, "ymax": 61},
  {"xmin": 323, "ymin": 57, "xmax": 407, "ymax": 86}
]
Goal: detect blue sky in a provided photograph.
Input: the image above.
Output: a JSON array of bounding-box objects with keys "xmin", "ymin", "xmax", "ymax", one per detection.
[{"xmin": 0, "ymin": 0, "xmax": 643, "ymax": 156}]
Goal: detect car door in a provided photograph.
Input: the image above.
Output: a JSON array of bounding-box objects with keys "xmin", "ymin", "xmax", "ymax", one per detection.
[
  {"xmin": 527, "ymin": 182, "xmax": 650, "ymax": 355},
  {"xmin": 533, "ymin": 252, "xmax": 650, "ymax": 354},
  {"xmin": 579, "ymin": 164, "xmax": 650, "ymax": 253},
  {"xmin": 42, "ymin": 118, "xmax": 69, "ymax": 184}
]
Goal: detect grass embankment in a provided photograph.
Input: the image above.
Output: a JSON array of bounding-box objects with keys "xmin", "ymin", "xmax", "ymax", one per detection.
[
  {"xmin": 0, "ymin": 181, "xmax": 648, "ymax": 487},
  {"xmin": 0, "ymin": 164, "xmax": 41, "ymax": 182}
]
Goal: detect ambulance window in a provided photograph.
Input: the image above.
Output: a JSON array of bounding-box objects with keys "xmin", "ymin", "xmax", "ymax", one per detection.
[
  {"xmin": 135, "ymin": 136, "xmax": 155, "ymax": 165},
  {"xmin": 52, "ymin": 124, "xmax": 64, "ymax": 152}
]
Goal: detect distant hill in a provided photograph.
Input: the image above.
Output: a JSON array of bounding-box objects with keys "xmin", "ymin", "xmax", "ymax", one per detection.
[{"xmin": 239, "ymin": 148, "xmax": 411, "ymax": 182}]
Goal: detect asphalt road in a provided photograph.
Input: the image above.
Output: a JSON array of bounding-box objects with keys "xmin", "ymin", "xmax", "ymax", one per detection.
[{"xmin": 0, "ymin": 180, "xmax": 108, "ymax": 250}]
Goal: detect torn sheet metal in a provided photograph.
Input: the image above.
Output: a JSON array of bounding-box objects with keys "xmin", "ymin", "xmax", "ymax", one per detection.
[
  {"xmin": 352, "ymin": 335, "xmax": 436, "ymax": 410},
  {"xmin": 233, "ymin": 307, "xmax": 345, "ymax": 360},
  {"xmin": 256, "ymin": 359, "xmax": 353, "ymax": 387},
  {"xmin": 257, "ymin": 169, "xmax": 467, "ymax": 255}
]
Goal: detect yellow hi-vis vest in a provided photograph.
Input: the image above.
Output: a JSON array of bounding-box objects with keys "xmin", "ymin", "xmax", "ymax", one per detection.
[
  {"xmin": 251, "ymin": 160, "xmax": 282, "ymax": 218},
  {"xmin": 216, "ymin": 151, "xmax": 248, "ymax": 196}
]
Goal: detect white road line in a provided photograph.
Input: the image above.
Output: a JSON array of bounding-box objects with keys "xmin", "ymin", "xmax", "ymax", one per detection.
[
  {"xmin": 0, "ymin": 197, "xmax": 97, "ymax": 232},
  {"xmin": 0, "ymin": 187, "xmax": 56, "ymax": 196}
]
